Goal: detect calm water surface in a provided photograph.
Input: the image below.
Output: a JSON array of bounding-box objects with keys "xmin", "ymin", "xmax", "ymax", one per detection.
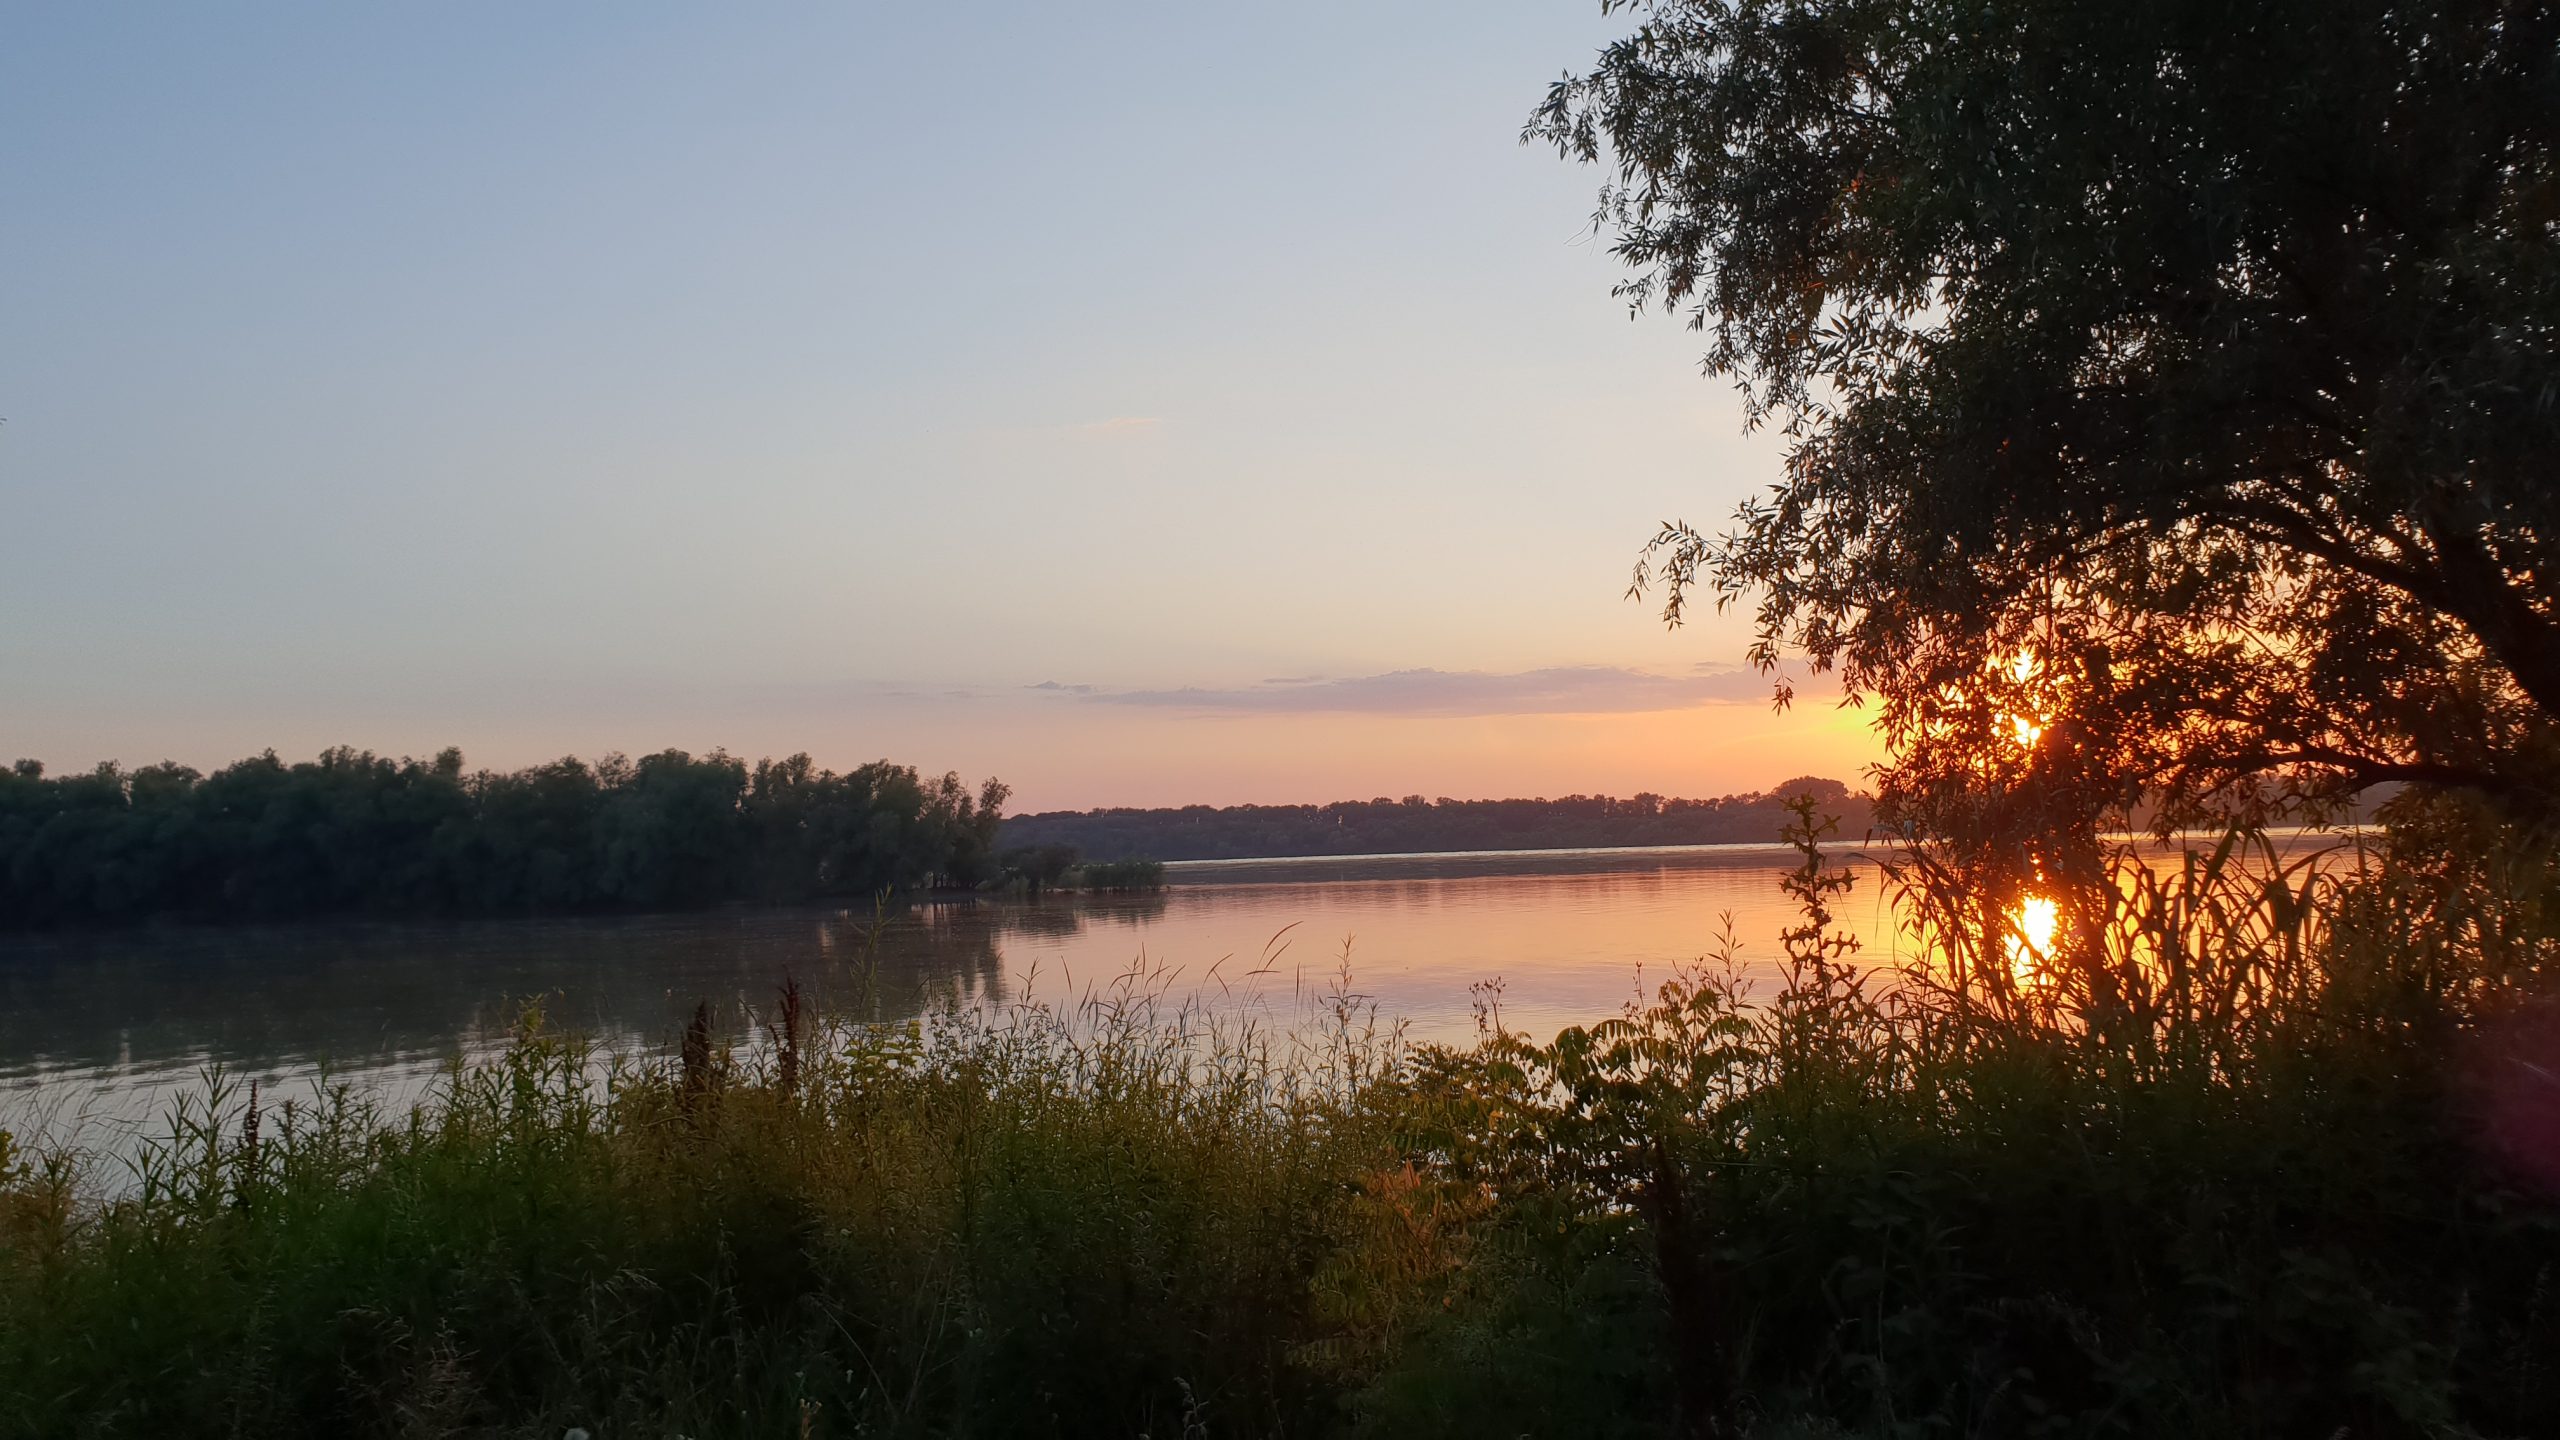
[{"xmin": 0, "ymin": 843, "xmax": 1969, "ymax": 1150}]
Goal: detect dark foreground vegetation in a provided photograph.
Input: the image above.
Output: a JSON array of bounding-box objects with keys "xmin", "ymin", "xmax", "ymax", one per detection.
[
  {"xmin": 0, "ymin": 748, "xmax": 1010, "ymax": 928},
  {"xmin": 3, "ymin": 799, "xmax": 2555, "ymax": 1438},
  {"xmin": 1002, "ymin": 778, "xmax": 1869, "ymax": 862}
]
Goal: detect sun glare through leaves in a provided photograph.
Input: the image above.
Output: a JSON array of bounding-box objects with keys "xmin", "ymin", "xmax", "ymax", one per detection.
[
  {"xmin": 2004, "ymin": 649, "xmax": 2050, "ymax": 753},
  {"xmin": 2007, "ymin": 892, "xmax": 2059, "ymax": 983}
]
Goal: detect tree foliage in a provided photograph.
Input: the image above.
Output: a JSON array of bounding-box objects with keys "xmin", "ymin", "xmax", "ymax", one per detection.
[
  {"xmin": 0, "ymin": 747, "xmax": 1008, "ymax": 926},
  {"xmin": 1534, "ymin": 0, "xmax": 2560, "ymax": 838}
]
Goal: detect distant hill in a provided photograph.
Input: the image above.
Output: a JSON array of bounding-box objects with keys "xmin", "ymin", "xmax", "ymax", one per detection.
[{"xmin": 999, "ymin": 777, "xmax": 1871, "ymax": 862}]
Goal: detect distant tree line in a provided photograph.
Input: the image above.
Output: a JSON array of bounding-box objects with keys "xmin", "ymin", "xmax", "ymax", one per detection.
[
  {"xmin": 0, "ymin": 747, "xmax": 1009, "ymax": 928},
  {"xmin": 998, "ymin": 778, "xmax": 1869, "ymax": 862}
]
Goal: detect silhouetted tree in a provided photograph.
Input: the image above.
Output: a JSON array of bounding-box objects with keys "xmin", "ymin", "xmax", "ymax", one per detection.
[
  {"xmin": 996, "ymin": 843, "xmax": 1080, "ymax": 895},
  {"xmin": 1535, "ymin": 0, "xmax": 2560, "ymax": 837}
]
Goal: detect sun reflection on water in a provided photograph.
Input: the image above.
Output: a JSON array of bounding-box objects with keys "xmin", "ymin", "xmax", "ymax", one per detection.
[{"xmin": 2008, "ymin": 893, "xmax": 2059, "ymax": 982}]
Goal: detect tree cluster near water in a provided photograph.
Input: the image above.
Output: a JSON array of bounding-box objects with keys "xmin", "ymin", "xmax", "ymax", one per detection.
[
  {"xmin": 0, "ymin": 747, "xmax": 1008, "ymax": 927},
  {"xmin": 999, "ymin": 777, "xmax": 1870, "ymax": 862}
]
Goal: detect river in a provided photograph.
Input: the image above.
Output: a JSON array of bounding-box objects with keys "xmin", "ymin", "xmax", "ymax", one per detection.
[{"xmin": 4, "ymin": 837, "xmax": 2298, "ymax": 1156}]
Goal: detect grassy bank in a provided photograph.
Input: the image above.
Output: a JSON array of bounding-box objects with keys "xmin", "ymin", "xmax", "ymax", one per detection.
[{"xmin": 3, "ymin": 807, "xmax": 2556, "ymax": 1438}]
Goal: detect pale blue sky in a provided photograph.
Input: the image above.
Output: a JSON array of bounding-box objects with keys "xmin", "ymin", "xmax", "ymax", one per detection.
[{"xmin": 1, "ymin": 3, "xmax": 1866, "ymax": 807}]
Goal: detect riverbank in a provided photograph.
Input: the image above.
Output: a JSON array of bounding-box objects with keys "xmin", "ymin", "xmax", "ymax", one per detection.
[{"xmin": 3, "ymin": 819, "xmax": 2554, "ymax": 1438}]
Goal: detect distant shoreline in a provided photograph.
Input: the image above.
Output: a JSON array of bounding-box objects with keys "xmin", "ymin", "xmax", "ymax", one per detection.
[
  {"xmin": 1163, "ymin": 839, "xmax": 1807, "ymax": 870},
  {"xmin": 1143, "ymin": 827, "xmax": 2364, "ymax": 885},
  {"xmin": 999, "ymin": 779, "xmax": 1876, "ymax": 863}
]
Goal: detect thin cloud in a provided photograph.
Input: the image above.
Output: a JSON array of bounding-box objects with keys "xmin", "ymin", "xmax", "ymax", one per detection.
[
  {"xmin": 1065, "ymin": 415, "xmax": 1163, "ymax": 436},
  {"xmin": 1070, "ymin": 665, "xmax": 1791, "ymax": 718}
]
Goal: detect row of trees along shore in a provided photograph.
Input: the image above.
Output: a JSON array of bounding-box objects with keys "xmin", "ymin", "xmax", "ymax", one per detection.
[
  {"xmin": 1000, "ymin": 777, "xmax": 1870, "ymax": 861},
  {"xmin": 0, "ymin": 748, "xmax": 1007, "ymax": 926},
  {"xmin": 1, "ymin": 747, "xmax": 1863, "ymax": 925}
]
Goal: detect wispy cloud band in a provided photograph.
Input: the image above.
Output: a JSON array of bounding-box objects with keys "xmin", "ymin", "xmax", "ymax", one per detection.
[{"xmin": 1032, "ymin": 665, "xmax": 1791, "ymax": 718}]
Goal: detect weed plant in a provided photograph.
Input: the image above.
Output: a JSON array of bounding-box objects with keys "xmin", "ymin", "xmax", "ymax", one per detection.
[{"xmin": 2, "ymin": 800, "xmax": 2556, "ymax": 1437}]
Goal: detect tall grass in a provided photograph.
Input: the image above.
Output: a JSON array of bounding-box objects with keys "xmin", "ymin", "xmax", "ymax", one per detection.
[
  {"xmin": 2, "ymin": 802, "xmax": 2556, "ymax": 1437},
  {"xmin": 0, "ymin": 960, "xmax": 1419, "ymax": 1438},
  {"xmin": 1368, "ymin": 799, "xmax": 2560, "ymax": 1437}
]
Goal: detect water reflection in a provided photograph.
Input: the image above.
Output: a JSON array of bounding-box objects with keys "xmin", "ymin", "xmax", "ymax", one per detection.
[
  {"xmin": 1, "ymin": 845, "xmax": 1886, "ymax": 1146},
  {"xmin": 3, "ymin": 836, "xmax": 2363, "ymax": 1158},
  {"xmin": 2008, "ymin": 893, "xmax": 2061, "ymax": 982}
]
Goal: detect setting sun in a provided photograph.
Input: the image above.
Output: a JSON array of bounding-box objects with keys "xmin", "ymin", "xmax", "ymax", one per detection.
[{"xmin": 2003, "ymin": 650, "xmax": 2052, "ymax": 753}]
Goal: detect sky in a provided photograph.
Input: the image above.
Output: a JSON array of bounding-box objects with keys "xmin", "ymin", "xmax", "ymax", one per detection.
[{"xmin": 0, "ymin": 2, "xmax": 1882, "ymax": 810}]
